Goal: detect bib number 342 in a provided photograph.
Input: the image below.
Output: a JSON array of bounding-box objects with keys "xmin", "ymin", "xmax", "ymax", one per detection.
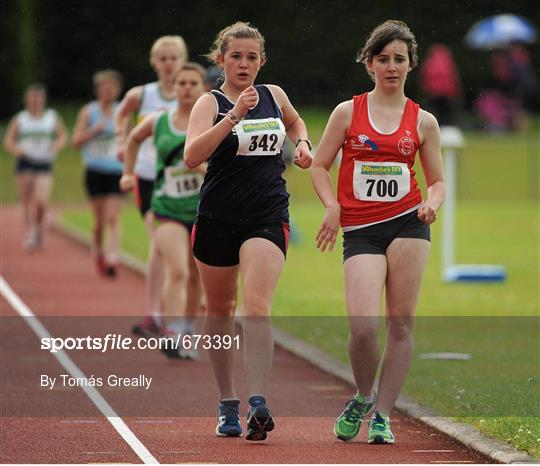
[
  {"xmin": 235, "ymin": 118, "xmax": 286, "ymax": 156},
  {"xmin": 353, "ymin": 161, "xmax": 410, "ymax": 202}
]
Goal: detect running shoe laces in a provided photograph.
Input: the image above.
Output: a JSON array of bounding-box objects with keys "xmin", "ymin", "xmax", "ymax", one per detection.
[
  {"xmin": 344, "ymin": 399, "xmax": 369, "ymax": 423},
  {"xmin": 370, "ymin": 411, "xmax": 388, "ymax": 431}
]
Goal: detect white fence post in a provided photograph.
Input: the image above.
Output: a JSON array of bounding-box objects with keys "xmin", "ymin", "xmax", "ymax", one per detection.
[{"xmin": 439, "ymin": 126, "xmax": 506, "ymax": 282}]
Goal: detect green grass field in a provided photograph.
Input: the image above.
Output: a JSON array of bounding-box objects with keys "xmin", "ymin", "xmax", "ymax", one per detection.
[{"xmin": 1, "ymin": 106, "xmax": 539, "ymax": 457}]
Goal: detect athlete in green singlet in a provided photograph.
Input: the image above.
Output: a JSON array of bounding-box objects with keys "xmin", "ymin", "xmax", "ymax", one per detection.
[{"xmin": 120, "ymin": 63, "xmax": 207, "ymax": 358}]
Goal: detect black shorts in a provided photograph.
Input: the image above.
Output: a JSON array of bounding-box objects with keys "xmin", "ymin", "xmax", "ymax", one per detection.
[
  {"xmin": 192, "ymin": 214, "xmax": 290, "ymax": 267},
  {"xmin": 154, "ymin": 214, "xmax": 194, "ymax": 234},
  {"xmin": 84, "ymin": 168, "xmax": 124, "ymax": 198},
  {"xmin": 343, "ymin": 210, "xmax": 430, "ymax": 261},
  {"xmin": 134, "ymin": 176, "xmax": 154, "ymax": 217},
  {"xmin": 15, "ymin": 156, "xmax": 52, "ymax": 174}
]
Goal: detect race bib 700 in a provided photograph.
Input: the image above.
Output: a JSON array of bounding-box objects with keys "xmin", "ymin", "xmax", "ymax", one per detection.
[{"xmin": 353, "ymin": 161, "xmax": 410, "ymax": 202}]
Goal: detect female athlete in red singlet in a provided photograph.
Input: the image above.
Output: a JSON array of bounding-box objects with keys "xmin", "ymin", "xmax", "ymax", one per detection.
[{"xmin": 311, "ymin": 20, "xmax": 445, "ymax": 444}]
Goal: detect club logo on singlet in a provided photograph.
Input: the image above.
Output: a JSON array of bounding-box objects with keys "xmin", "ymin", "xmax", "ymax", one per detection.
[
  {"xmin": 397, "ymin": 135, "xmax": 415, "ymax": 157},
  {"xmin": 351, "ymin": 134, "xmax": 378, "ymax": 151}
]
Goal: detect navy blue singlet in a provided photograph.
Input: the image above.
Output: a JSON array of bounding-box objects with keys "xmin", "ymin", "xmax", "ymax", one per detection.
[{"xmin": 197, "ymin": 85, "xmax": 289, "ymax": 224}]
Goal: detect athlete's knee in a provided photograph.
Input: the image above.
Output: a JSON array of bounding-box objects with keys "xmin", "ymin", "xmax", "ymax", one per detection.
[
  {"xmin": 205, "ymin": 298, "xmax": 236, "ymax": 316},
  {"xmin": 167, "ymin": 265, "xmax": 189, "ymax": 285},
  {"xmin": 241, "ymin": 293, "xmax": 271, "ymax": 316},
  {"xmin": 386, "ymin": 316, "xmax": 414, "ymax": 342},
  {"xmin": 349, "ymin": 322, "xmax": 379, "ymax": 347},
  {"xmin": 33, "ymin": 199, "xmax": 47, "ymax": 212},
  {"xmin": 105, "ymin": 213, "xmax": 120, "ymax": 228}
]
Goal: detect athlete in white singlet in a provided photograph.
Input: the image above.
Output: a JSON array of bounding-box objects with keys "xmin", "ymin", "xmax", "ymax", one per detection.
[
  {"xmin": 115, "ymin": 36, "xmax": 187, "ymax": 337},
  {"xmin": 3, "ymin": 83, "xmax": 68, "ymax": 251}
]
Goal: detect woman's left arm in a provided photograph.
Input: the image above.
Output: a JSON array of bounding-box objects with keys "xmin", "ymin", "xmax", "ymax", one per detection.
[
  {"xmin": 52, "ymin": 114, "xmax": 68, "ymax": 154},
  {"xmin": 266, "ymin": 84, "xmax": 312, "ymax": 169},
  {"xmin": 418, "ymin": 111, "xmax": 445, "ymax": 224}
]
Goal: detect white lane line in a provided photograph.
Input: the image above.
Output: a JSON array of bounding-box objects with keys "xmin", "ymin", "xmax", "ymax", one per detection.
[{"xmin": 0, "ymin": 276, "xmax": 159, "ymax": 465}]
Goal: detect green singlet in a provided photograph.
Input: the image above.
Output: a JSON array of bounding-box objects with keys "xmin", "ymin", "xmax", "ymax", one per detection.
[{"xmin": 150, "ymin": 111, "xmax": 203, "ymax": 224}]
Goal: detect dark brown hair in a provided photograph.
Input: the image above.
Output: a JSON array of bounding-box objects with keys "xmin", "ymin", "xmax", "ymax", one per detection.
[
  {"xmin": 24, "ymin": 82, "xmax": 47, "ymax": 96},
  {"xmin": 175, "ymin": 62, "xmax": 207, "ymax": 82},
  {"xmin": 357, "ymin": 20, "xmax": 418, "ymax": 78}
]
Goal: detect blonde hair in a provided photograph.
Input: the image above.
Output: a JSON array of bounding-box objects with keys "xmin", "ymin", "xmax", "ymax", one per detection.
[
  {"xmin": 92, "ymin": 69, "xmax": 124, "ymax": 92},
  {"xmin": 150, "ymin": 35, "xmax": 188, "ymax": 66},
  {"xmin": 206, "ymin": 22, "xmax": 266, "ymax": 65}
]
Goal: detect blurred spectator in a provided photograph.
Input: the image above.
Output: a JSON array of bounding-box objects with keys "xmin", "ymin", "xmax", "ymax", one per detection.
[
  {"xmin": 474, "ymin": 89, "xmax": 516, "ymax": 132},
  {"xmin": 419, "ymin": 44, "xmax": 462, "ymax": 126},
  {"xmin": 490, "ymin": 43, "xmax": 538, "ymax": 130}
]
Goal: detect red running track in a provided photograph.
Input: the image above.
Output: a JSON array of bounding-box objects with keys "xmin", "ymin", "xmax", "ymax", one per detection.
[{"xmin": 0, "ymin": 205, "xmax": 492, "ymax": 464}]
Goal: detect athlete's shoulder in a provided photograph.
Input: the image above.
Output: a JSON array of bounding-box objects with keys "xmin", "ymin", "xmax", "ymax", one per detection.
[
  {"xmin": 199, "ymin": 91, "xmax": 222, "ymax": 112},
  {"xmin": 263, "ymin": 84, "xmax": 286, "ymax": 99},
  {"xmin": 418, "ymin": 109, "xmax": 439, "ymax": 131},
  {"xmin": 336, "ymin": 99, "xmax": 354, "ymax": 111},
  {"xmin": 15, "ymin": 110, "xmax": 27, "ymax": 122},
  {"xmin": 333, "ymin": 100, "xmax": 354, "ymax": 118},
  {"xmin": 124, "ymin": 85, "xmax": 145, "ymax": 101},
  {"xmin": 263, "ymin": 84, "xmax": 284, "ymax": 93},
  {"xmin": 44, "ymin": 108, "xmax": 58, "ymax": 120},
  {"xmin": 199, "ymin": 91, "xmax": 220, "ymax": 106},
  {"xmin": 82, "ymin": 101, "xmax": 97, "ymax": 114}
]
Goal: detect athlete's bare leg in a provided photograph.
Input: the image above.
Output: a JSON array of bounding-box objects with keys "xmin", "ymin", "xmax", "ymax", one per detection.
[
  {"xmin": 143, "ymin": 210, "xmax": 164, "ymax": 317},
  {"xmin": 89, "ymin": 197, "xmax": 106, "ymax": 253},
  {"xmin": 102, "ymin": 195, "xmax": 124, "ymax": 265},
  {"xmin": 153, "ymin": 222, "xmax": 190, "ymax": 326},
  {"xmin": 239, "ymin": 238, "xmax": 284, "ymax": 397},
  {"xmin": 185, "ymin": 247, "xmax": 203, "ymax": 322},
  {"xmin": 344, "ymin": 254, "xmax": 387, "ymax": 397},
  {"xmin": 375, "ymin": 237, "xmax": 430, "ymax": 414},
  {"xmin": 15, "ymin": 172, "xmax": 33, "ymax": 227},
  {"xmin": 196, "ymin": 260, "xmax": 238, "ymax": 399},
  {"xmin": 31, "ymin": 173, "xmax": 53, "ymax": 244}
]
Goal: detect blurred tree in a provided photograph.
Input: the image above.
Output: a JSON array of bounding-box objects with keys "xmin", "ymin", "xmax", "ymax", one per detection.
[{"xmin": 1, "ymin": 0, "xmax": 538, "ymax": 119}]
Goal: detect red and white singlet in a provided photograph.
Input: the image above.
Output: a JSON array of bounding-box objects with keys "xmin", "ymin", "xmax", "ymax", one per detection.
[{"xmin": 337, "ymin": 93, "xmax": 423, "ymax": 229}]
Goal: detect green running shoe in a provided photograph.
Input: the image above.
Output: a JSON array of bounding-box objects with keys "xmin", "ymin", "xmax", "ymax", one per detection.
[
  {"xmin": 334, "ymin": 394, "xmax": 374, "ymax": 441},
  {"xmin": 368, "ymin": 411, "xmax": 395, "ymax": 444}
]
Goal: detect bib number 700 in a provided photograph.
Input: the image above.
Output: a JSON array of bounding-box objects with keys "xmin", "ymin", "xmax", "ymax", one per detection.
[
  {"xmin": 248, "ymin": 134, "xmax": 279, "ymax": 152},
  {"xmin": 365, "ymin": 179, "xmax": 399, "ymax": 198},
  {"xmin": 353, "ymin": 161, "xmax": 410, "ymax": 202}
]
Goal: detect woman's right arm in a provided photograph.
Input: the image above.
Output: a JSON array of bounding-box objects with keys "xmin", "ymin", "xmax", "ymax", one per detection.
[
  {"xmin": 184, "ymin": 87, "xmax": 258, "ymax": 169},
  {"xmin": 310, "ymin": 100, "xmax": 352, "ymax": 252},
  {"xmin": 72, "ymin": 105, "xmax": 103, "ymax": 148},
  {"xmin": 115, "ymin": 87, "xmax": 143, "ymax": 161},
  {"xmin": 119, "ymin": 113, "xmax": 156, "ymax": 192},
  {"xmin": 2, "ymin": 117, "xmax": 22, "ymax": 157},
  {"xmin": 184, "ymin": 94, "xmax": 230, "ymax": 168}
]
